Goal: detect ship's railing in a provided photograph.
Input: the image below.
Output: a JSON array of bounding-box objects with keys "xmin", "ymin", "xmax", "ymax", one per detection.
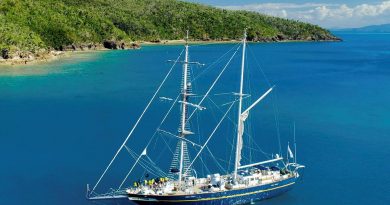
[
  {"xmin": 87, "ymin": 188, "xmax": 128, "ymax": 200},
  {"xmin": 286, "ymin": 162, "xmax": 305, "ymax": 172},
  {"xmin": 238, "ymin": 157, "xmax": 284, "ymax": 170}
]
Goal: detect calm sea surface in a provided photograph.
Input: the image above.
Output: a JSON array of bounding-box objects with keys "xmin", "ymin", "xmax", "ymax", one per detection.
[{"xmin": 0, "ymin": 33, "xmax": 389, "ymax": 205}]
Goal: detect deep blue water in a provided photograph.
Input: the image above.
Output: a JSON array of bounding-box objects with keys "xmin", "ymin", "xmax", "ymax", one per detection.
[{"xmin": 1, "ymin": 33, "xmax": 389, "ymax": 205}]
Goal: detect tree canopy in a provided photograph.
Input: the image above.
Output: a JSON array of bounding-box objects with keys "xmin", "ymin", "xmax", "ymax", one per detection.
[{"xmin": 0, "ymin": 0, "xmax": 338, "ymax": 53}]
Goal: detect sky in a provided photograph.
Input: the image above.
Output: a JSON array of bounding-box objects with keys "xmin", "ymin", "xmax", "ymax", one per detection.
[{"xmin": 185, "ymin": 0, "xmax": 390, "ymax": 28}]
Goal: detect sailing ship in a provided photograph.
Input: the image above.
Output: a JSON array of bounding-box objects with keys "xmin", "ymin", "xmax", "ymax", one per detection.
[{"xmin": 87, "ymin": 30, "xmax": 305, "ymax": 205}]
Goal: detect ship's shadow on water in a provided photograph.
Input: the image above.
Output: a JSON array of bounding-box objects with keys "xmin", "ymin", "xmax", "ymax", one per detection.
[
  {"xmin": 0, "ymin": 33, "xmax": 390, "ymax": 205},
  {"xmin": 255, "ymin": 193, "xmax": 298, "ymax": 205}
]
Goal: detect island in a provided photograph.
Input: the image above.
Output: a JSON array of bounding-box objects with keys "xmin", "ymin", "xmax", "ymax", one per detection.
[
  {"xmin": 333, "ymin": 23, "xmax": 390, "ymax": 33},
  {"xmin": 0, "ymin": 0, "xmax": 341, "ymax": 64}
]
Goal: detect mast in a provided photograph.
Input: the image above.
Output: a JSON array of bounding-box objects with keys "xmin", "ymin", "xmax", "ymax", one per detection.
[
  {"xmin": 294, "ymin": 122, "xmax": 297, "ymax": 164},
  {"xmin": 234, "ymin": 29, "xmax": 247, "ymax": 181},
  {"xmin": 178, "ymin": 30, "xmax": 190, "ymax": 185}
]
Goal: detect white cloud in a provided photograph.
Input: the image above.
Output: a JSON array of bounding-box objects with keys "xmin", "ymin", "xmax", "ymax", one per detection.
[{"xmin": 220, "ymin": 1, "xmax": 390, "ymax": 28}]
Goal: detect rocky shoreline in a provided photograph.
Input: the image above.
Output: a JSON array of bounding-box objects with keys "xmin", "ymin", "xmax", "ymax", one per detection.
[
  {"xmin": 0, "ymin": 40, "xmax": 141, "ymax": 65},
  {"xmin": 0, "ymin": 37, "xmax": 341, "ymax": 65}
]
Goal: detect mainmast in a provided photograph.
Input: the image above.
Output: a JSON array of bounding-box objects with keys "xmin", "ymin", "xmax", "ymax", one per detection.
[
  {"xmin": 234, "ymin": 29, "xmax": 247, "ymax": 181},
  {"xmin": 178, "ymin": 30, "xmax": 191, "ymax": 185}
]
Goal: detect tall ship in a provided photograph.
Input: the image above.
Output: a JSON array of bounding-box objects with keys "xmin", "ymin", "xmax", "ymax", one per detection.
[{"xmin": 87, "ymin": 30, "xmax": 305, "ymax": 205}]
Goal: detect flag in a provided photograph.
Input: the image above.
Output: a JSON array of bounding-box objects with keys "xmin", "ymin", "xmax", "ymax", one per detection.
[
  {"xmin": 141, "ymin": 148, "xmax": 147, "ymax": 156},
  {"xmin": 288, "ymin": 144, "xmax": 294, "ymax": 158}
]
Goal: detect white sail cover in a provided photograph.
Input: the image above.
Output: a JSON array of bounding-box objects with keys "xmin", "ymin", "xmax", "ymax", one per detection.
[
  {"xmin": 237, "ymin": 87, "xmax": 273, "ymax": 167},
  {"xmin": 236, "ymin": 121, "xmax": 243, "ymax": 166},
  {"xmin": 237, "ymin": 112, "xmax": 249, "ymax": 166},
  {"xmin": 288, "ymin": 144, "xmax": 294, "ymax": 158}
]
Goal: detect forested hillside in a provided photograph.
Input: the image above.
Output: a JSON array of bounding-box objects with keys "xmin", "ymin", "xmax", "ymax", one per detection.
[{"xmin": 0, "ymin": 0, "xmax": 339, "ymax": 59}]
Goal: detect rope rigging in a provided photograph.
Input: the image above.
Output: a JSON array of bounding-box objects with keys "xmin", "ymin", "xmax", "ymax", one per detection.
[
  {"xmin": 119, "ymin": 92, "xmax": 182, "ymax": 188},
  {"xmin": 191, "ymin": 43, "xmax": 241, "ymax": 83},
  {"xmin": 207, "ymin": 97, "xmax": 273, "ymax": 159},
  {"xmin": 185, "ymin": 44, "xmax": 241, "ymax": 123},
  {"xmin": 91, "ymin": 49, "xmax": 185, "ymax": 194},
  {"xmin": 91, "ymin": 40, "xmax": 286, "ymax": 195},
  {"xmin": 184, "ymin": 102, "xmax": 235, "ymax": 176},
  {"xmin": 124, "ymin": 145, "xmax": 167, "ymax": 179},
  {"xmin": 247, "ymin": 45, "xmax": 282, "ymax": 156}
]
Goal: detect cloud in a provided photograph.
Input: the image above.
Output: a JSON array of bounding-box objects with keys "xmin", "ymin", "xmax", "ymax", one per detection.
[{"xmin": 220, "ymin": 1, "xmax": 390, "ymax": 28}]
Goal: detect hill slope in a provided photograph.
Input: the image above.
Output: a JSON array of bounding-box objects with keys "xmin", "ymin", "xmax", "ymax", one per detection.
[{"xmin": 0, "ymin": 0, "xmax": 339, "ymax": 60}]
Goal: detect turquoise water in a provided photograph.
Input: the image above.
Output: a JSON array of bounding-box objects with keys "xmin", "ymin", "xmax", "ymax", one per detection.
[{"xmin": 0, "ymin": 33, "xmax": 389, "ymax": 205}]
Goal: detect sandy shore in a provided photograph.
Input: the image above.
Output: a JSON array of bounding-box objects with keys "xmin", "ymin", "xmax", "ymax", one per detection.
[
  {"xmin": 0, "ymin": 40, "xmax": 232, "ymax": 66},
  {"xmin": 140, "ymin": 39, "xmax": 241, "ymax": 45},
  {"xmin": 0, "ymin": 51, "xmax": 65, "ymax": 66},
  {"xmin": 0, "ymin": 39, "xmax": 340, "ymax": 66},
  {"xmin": 140, "ymin": 38, "xmax": 340, "ymax": 46},
  {"xmin": 0, "ymin": 48, "xmax": 122, "ymax": 66}
]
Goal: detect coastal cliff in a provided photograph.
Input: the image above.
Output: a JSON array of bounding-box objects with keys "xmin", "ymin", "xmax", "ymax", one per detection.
[{"xmin": 0, "ymin": 0, "xmax": 340, "ymax": 64}]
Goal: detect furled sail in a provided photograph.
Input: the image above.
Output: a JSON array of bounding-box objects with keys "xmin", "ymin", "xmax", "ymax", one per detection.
[
  {"xmin": 236, "ymin": 112, "xmax": 249, "ymax": 166},
  {"xmin": 236, "ymin": 87, "xmax": 274, "ymax": 168},
  {"xmin": 236, "ymin": 120, "xmax": 243, "ymax": 166},
  {"xmin": 288, "ymin": 144, "xmax": 294, "ymax": 158}
]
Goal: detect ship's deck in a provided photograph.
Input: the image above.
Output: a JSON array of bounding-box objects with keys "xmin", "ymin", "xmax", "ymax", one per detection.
[{"xmin": 125, "ymin": 170, "xmax": 295, "ymax": 197}]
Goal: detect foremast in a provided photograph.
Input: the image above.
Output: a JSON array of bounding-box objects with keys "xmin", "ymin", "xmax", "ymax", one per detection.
[
  {"xmin": 234, "ymin": 30, "xmax": 247, "ymax": 181},
  {"xmin": 178, "ymin": 30, "xmax": 191, "ymax": 185}
]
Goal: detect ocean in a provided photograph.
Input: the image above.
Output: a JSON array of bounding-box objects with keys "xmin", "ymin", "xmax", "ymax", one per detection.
[{"xmin": 0, "ymin": 33, "xmax": 389, "ymax": 205}]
